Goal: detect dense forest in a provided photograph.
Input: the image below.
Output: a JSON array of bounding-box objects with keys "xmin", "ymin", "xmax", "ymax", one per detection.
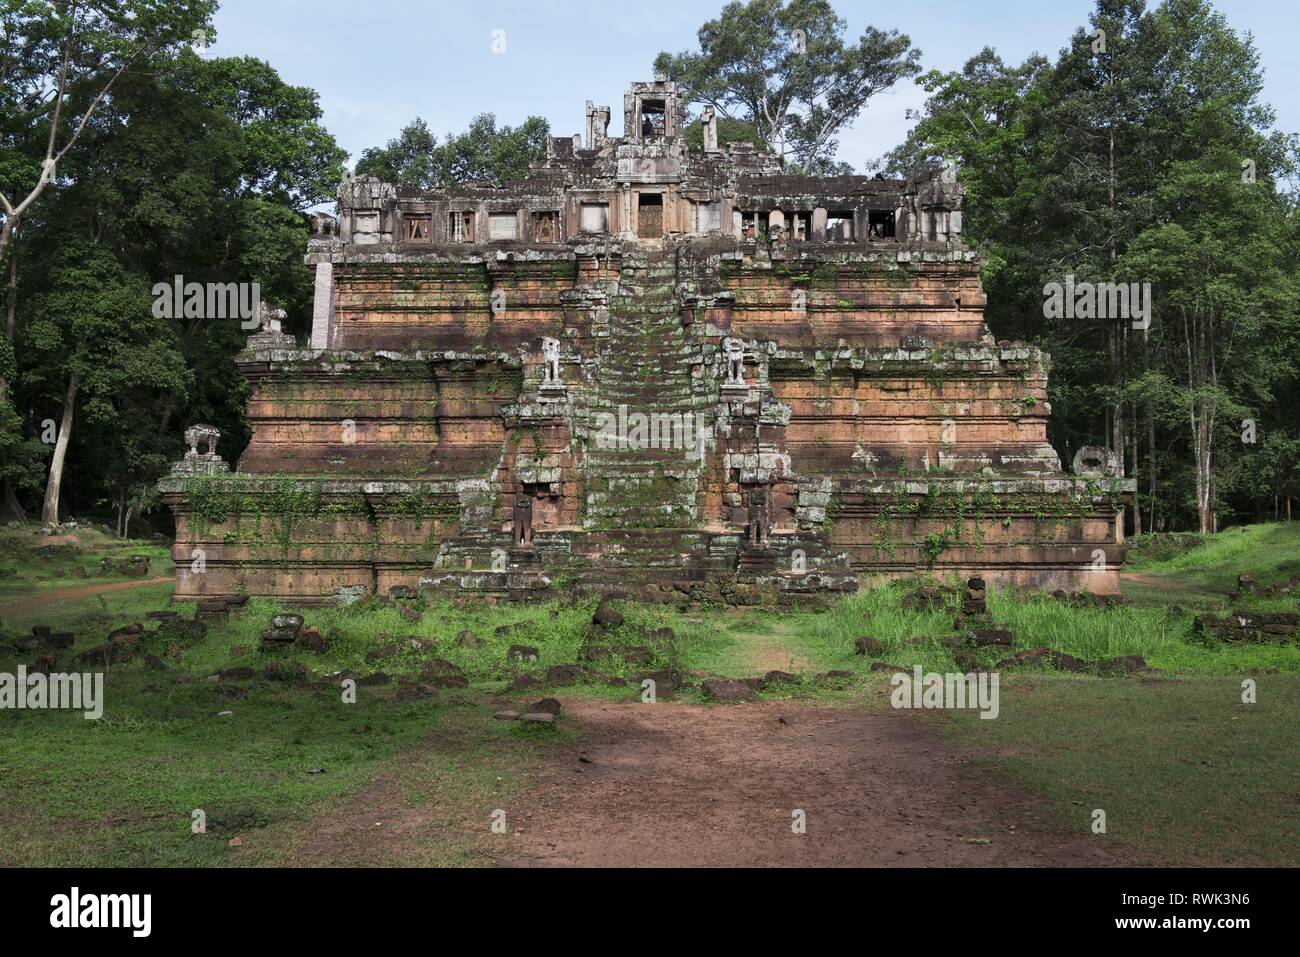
[
  {"xmin": 1, "ymin": 0, "xmax": 1295, "ymax": 536},
  {"xmin": 877, "ymin": 0, "xmax": 1300, "ymax": 533}
]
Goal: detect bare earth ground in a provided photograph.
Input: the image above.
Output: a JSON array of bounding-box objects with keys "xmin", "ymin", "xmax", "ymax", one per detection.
[
  {"xmin": 499, "ymin": 700, "xmax": 1123, "ymax": 867},
  {"xmin": 280, "ymin": 720, "xmax": 492, "ymax": 868},
  {"xmin": 286, "ymin": 697, "xmax": 1127, "ymax": 868},
  {"xmin": 0, "ymin": 577, "xmax": 172, "ymax": 615}
]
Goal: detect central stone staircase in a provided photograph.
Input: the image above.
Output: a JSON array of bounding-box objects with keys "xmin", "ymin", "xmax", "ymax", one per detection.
[{"xmin": 582, "ymin": 247, "xmax": 708, "ymax": 529}]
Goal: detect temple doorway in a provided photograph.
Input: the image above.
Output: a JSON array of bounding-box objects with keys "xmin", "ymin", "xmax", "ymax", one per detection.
[{"xmin": 637, "ymin": 193, "xmax": 663, "ymax": 239}]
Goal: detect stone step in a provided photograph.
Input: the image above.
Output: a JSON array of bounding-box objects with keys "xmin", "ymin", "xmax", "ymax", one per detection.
[
  {"xmin": 599, "ymin": 360, "xmax": 694, "ymax": 371},
  {"xmin": 594, "ymin": 397, "xmax": 698, "ymax": 409},
  {"xmin": 594, "ymin": 390, "xmax": 696, "ymax": 400},
  {"xmin": 602, "ymin": 358, "xmax": 691, "ymax": 368},
  {"xmin": 604, "ymin": 340, "xmax": 692, "ymax": 348},
  {"xmin": 584, "ymin": 462, "xmax": 703, "ymax": 474},
  {"xmin": 603, "ymin": 349, "xmax": 694, "ymax": 358},
  {"xmin": 595, "ymin": 395, "xmax": 698, "ymax": 406},
  {"xmin": 593, "ymin": 257, "xmax": 703, "ymax": 535},
  {"xmin": 602, "ymin": 349, "xmax": 692, "ymax": 359},
  {"xmin": 583, "ymin": 470, "xmax": 700, "ymax": 479}
]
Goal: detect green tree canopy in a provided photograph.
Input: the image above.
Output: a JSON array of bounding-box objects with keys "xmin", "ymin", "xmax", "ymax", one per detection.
[
  {"xmin": 654, "ymin": 0, "xmax": 921, "ymax": 173},
  {"xmin": 881, "ymin": 0, "xmax": 1300, "ymax": 530},
  {"xmin": 3, "ymin": 46, "xmax": 346, "ymax": 527},
  {"xmin": 356, "ymin": 113, "xmax": 551, "ymax": 188},
  {"xmin": 683, "ymin": 115, "xmax": 769, "ymax": 153}
]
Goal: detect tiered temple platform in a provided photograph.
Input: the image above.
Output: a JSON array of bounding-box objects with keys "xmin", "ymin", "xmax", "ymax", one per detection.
[{"xmin": 159, "ymin": 79, "xmax": 1134, "ymax": 604}]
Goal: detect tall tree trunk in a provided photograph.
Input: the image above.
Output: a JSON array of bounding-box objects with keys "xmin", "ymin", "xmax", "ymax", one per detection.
[
  {"xmin": 1184, "ymin": 312, "xmax": 1207, "ymax": 534},
  {"xmin": 3, "ymin": 215, "xmax": 15, "ymax": 345},
  {"xmin": 1113, "ymin": 327, "xmax": 1127, "ymax": 477},
  {"xmin": 1131, "ymin": 325, "xmax": 1152, "ymax": 536},
  {"xmin": 1130, "ymin": 412, "xmax": 1141, "ymax": 534},
  {"xmin": 40, "ymin": 373, "xmax": 78, "ymax": 527},
  {"xmin": 1110, "ymin": 325, "xmax": 1126, "ymax": 530},
  {"xmin": 2, "ymin": 481, "xmax": 25, "ymax": 521},
  {"xmin": 1145, "ymin": 332, "xmax": 1156, "ymax": 531},
  {"xmin": 1, "ymin": 219, "xmax": 26, "ymax": 522},
  {"xmin": 1196, "ymin": 404, "xmax": 1213, "ymax": 534},
  {"xmin": 1195, "ymin": 310, "xmax": 1215, "ymax": 535},
  {"xmin": 1105, "ymin": 64, "xmax": 1127, "ymax": 522},
  {"xmin": 1190, "ymin": 392, "xmax": 1211, "ymax": 534}
]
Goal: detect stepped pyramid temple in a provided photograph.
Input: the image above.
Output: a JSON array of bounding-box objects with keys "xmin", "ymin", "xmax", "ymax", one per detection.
[{"xmin": 160, "ymin": 79, "xmax": 1134, "ymax": 605}]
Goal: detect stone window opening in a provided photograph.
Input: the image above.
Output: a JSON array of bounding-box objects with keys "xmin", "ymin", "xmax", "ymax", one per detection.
[
  {"xmin": 404, "ymin": 214, "xmax": 432, "ymax": 242},
  {"xmin": 448, "ymin": 210, "xmax": 476, "ymax": 242},
  {"xmin": 739, "ymin": 211, "xmax": 763, "ymax": 241},
  {"xmin": 789, "ymin": 212, "xmax": 810, "ymax": 241},
  {"xmin": 868, "ymin": 209, "xmax": 896, "ymax": 239},
  {"xmin": 531, "ymin": 210, "xmax": 559, "ymax": 243},
  {"xmin": 579, "ymin": 202, "xmax": 608, "ymax": 234},
  {"xmin": 640, "ymin": 100, "xmax": 667, "ymax": 140},
  {"xmin": 826, "ymin": 211, "xmax": 855, "ymax": 242},
  {"xmin": 695, "ymin": 201, "xmax": 721, "ymax": 234},
  {"xmin": 488, "ymin": 211, "xmax": 519, "ymax": 241}
]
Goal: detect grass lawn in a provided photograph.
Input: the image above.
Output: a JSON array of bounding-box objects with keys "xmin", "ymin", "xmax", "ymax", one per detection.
[
  {"xmin": 940, "ymin": 675, "xmax": 1300, "ymax": 866},
  {"xmin": 1121, "ymin": 522, "xmax": 1300, "ymax": 607},
  {"xmin": 0, "ymin": 669, "xmax": 444, "ymax": 866},
  {"xmin": 0, "ymin": 666, "xmax": 563, "ymax": 866},
  {"xmin": 0, "ymin": 524, "xmax": 173, "ymax": 602}
]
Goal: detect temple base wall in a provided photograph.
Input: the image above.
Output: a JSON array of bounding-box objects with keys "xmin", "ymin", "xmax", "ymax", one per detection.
[{"xmin": 159, "ymin": 474, "xmax": 1131, "ymax": 603}]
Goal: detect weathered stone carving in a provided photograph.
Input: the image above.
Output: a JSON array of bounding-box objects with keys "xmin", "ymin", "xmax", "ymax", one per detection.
[
  {"xmin": 585, "ymin": 100, "xmax": 611, "ymax": 149},
  {"xmin": 171, "ymin": 424, "xmax": 229, "ymax": 476},
  {"xmin": 338, "ymin": 175, "xmax": 398, "ymax": 244},
  {"xmin": 541, "ymin": 337, "xmax": 562, "ymax": 385},
  {"xmin": 746, "ymin": 484, "xmax": 769, "ymax": 546},
  {"xmin": 245, "ymin": 301, "xmax": 294, "ymax": 351},
  {"xmin": 512, "ymin": 493, "xmax": 534, "ymax": 547},
  {"xmin": 903, "ymin": 156, "xmax": 964, "ymax": 243},
  {"xmin": 186, "ymin": 424, "xmax": 219, "ymax": 455},
  {"xmin": 723, "ymin": 337, "xmax": 746, "ymax": 387},
  {"xmin": 1072, "ymin": 445, "xmax": 1120, "ymax": 477},
  {"xmin": 701, "ymin": 105, "xmax": 719, "ymax": 153},
  {"xmin": 309, "ymin": 212, "xmax": 339, "ymax": 238}
]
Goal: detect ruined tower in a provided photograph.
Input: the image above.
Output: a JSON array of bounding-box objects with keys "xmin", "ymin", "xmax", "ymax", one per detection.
[{"xmin": 159, "ymin": 79, "xmax": 1134, "ymax": 604}]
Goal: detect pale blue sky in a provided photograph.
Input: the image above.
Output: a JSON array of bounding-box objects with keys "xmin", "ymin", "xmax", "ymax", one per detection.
[{"xmin": 206, "ymin": 0, "xmax": 1299, "ymax": 170}]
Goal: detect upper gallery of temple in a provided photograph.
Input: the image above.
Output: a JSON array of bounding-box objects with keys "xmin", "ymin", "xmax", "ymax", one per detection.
[{"xmin": 317, "ymin": 78, "xmax": 966, "ymax": 254}]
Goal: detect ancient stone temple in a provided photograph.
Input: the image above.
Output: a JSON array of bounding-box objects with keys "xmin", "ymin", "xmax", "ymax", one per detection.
[{"xmin": 159, "ymin": 79, "xmax": 1134, "ymax": 605}]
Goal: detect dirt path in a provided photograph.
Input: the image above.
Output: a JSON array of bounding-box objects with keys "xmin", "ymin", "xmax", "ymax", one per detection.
[
  {"xmin": 0, "ymin": 577, "xmax": 172, "ymax": 616},
  {"xmin": 497, "ymin": 698, "xmax": 1123, "ymax": 867},
  {"xmin": 277, "ymin": 721, "xmax": 483, "ymax": 868},
  {"xmin": 273, "ymin": 695, "xmax": 1124, "ymax": 868},
  {"xmin": 750, "ymin": 636, "xmax": 803, "ymax": 673}
]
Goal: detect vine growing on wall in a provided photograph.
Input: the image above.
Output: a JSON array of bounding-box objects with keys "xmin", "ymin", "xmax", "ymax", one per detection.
[
  {"xmin": 861, "ymin": 475, "xmax": 1128, "ymax": 562},
  {"xmin": 182, "ymin": 475, "xmax": 463, "ymax": 565}
]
